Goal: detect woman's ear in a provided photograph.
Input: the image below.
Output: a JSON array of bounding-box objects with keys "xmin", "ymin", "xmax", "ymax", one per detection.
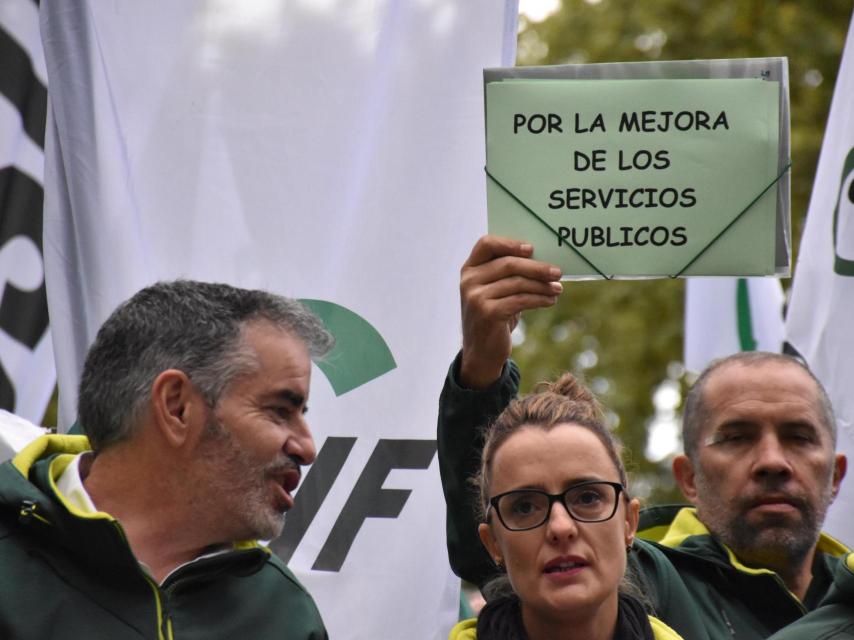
[
  {"xmin": 625, "ymin": 497, "xmax": 640, "ymax": 547},
  {"xmin": 478, "ymin": 523, "xmax": 502, "ymax": 566}
]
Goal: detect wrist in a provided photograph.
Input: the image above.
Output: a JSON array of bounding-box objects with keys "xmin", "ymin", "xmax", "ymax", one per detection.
[{"xmin": 459, "ymin": 351, "xmax": 505, "ymax": 390}]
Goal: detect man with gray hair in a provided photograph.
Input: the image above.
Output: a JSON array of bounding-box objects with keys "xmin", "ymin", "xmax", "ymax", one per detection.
[{"xmin": 0, "ymin": 280, "xmax": 333, "ymax": 639}]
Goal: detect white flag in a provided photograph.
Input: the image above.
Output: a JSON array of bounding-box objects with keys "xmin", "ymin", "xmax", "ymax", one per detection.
[
  {"xmin": 0, "ymin": 408, "xmax": 47, "ymax": 463},
  {"xmin": 684, "ymin": 277, "xmax": 785, "ymax": 374},
  {"xmin": 0, "ymin": 0, "xmax": 55, "ymax": 425},
  {"xmin": 785, "ymin": 13, "xmax": 854, "ymax": 545},
  {"xmin": 40, "ymin": 1, "xmax": 517, "ymax": 637}
]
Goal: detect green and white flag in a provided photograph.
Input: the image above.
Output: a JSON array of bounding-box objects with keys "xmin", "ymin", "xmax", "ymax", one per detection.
[
  {"xmin": 786, "ymin": 13, "xmax": 854, "ymax": 544},
  {"xmin": 684, "ymin": 277, "xmax": 784, "ymax": 374},
  {"xmin": 40, "ymin": 1, "xmax": 518, "ymax": 637}
]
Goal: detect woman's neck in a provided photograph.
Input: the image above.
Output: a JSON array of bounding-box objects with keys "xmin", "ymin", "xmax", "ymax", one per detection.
[{"xmin": 521, "ymin": 592, "xmax": 619, "ymax": 640}]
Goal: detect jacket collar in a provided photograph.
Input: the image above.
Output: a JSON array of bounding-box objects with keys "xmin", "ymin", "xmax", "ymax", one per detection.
[
  {"xmin": 821, "ymin": 552, "xmax": 854, "ymax": 607},
  {"xmin": 12, "ymin": 434, "xmax": 91, "ymax": 478},
  {"xmin": 640, "ymin": 505, "xmax": 850, "ymax": 575}
]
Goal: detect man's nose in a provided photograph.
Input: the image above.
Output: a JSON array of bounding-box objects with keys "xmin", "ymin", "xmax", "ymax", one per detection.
[
  {"xmin": 286, "ymin": 415, "xmax": 317, "ymax": 465},
  {"xmin": 752, "ymin": 433, "xmax": 793, "ymax": 478}
]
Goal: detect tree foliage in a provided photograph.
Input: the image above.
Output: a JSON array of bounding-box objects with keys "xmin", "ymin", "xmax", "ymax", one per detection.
[{"xmin": 514, "ymin": 0, "xmax": 852, "ymax": 503}]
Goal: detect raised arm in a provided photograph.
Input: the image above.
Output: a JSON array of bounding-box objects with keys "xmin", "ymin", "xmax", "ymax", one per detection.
[{"xmin": 438, "ymin": 235, "xmax": 562, "ymax": 588}]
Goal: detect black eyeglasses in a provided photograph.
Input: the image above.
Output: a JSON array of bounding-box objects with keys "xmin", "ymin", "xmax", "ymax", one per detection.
[{"xmin": 487, "ymin": 480, "xmax": 625, "ymax": 531}]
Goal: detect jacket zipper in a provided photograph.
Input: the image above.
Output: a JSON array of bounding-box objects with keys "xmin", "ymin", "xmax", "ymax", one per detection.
[
  {"xmin": 707, "ymin": 584, "xmax": 736, "ymax": 636},
  {"xmin": 159, "ymin": 591, "xmax": 173, "ymax": 640},
  {"xmin": 18, "ymin": 500, "xmax": 51, "ymax": 526},
  {"xmin": 110, "ymin": 521, "xmax": 173, "ymax": 639}
]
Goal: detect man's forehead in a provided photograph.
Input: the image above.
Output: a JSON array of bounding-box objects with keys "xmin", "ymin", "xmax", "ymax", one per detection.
[{"xmin": 701, "ymin": 360, "xmax": 824, "ymax": 425}]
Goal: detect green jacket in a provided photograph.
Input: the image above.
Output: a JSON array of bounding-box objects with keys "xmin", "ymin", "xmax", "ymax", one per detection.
[
  {"xmin": 767, "ymin": 552, "xmax": 854, "ymax": 640},
  {"xmin": 0, "ymin": 435, "xmax": 327, "ymax": 640},
  {"xmin": 448, "ymin": 615, "xmax": 685, "ymax": 640},
  {"xmin": 438, "ymin": 355, "xmax": 849, "ymax": 640}
]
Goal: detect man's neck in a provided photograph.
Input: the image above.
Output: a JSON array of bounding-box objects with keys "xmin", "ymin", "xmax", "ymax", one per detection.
[
  {"xmin": 82, "ymin": 445, "xmax": 224, "ymax": 583},
  {"xmin": 734, "ymin": 545, "xmax": 816, "ymax": 600}
]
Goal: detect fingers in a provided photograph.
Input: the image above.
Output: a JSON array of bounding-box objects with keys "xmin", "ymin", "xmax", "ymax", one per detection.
[
  {"xmin": 461, "ymin": 235, "xmax": 563, "ymax": 319},
  {"xmin": 463, "ymin": 234, "xmax": 534, "ymax": 269},
  {"xmin": 462, "ymin": 254, "xmax": 561, "ymax": 292},
  {"xmin": 463, "ymin": 233, "xmax": 560, "ymax": 279},
  {"xmin": 456, "ymin": 235, "xmax": 564, "ymax": 389},
  {"xmin": 464, "ymin": 273, "xmax": 562, "ymax": 306}
]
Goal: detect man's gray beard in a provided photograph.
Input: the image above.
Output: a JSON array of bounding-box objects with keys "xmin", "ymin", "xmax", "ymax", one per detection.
[
  {"xmin": 694, "ymin": 471, "xmax": 831, "ymax": 569},
  {"xmin": 199, "ymin": 416, "xmax": 289, "ymax": 541}
]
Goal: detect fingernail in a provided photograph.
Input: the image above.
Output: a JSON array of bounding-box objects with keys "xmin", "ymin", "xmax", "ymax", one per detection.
[
  {"xmin": 550, "ymin": 281, "xmax": 563, "ymax": 293},
  {"xmin": 520, "ymin": 243, "xmax": 533, "ymax": 254},
  {"xmin": 549, "ymin": 267, "xmax": 562, "ymax": 279}
]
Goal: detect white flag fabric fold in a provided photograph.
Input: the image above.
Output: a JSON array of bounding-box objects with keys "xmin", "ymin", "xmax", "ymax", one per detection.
[
  {"xmin": 684, "ymin": 277, "xmax": 785, "ymax": 374},
  {"xmin": 786, "ymin": 14, "xmax": 854, "ymax": 545},
  {"xmin": 40, "ymin": 1, "xmax": 517, "ymax": 637}
]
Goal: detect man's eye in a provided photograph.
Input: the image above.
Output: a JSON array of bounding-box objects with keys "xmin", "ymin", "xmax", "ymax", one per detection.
[
  {"xmin": 787, "ymin": 433, "xmax": 815, "ymax": 444},
  {"xmin": 271, "ymin": 406, "xmax": 291, "ymax": 419},
  {"xmin": 712, "ymin": 433, "xmax": 748, "ymax": 445}
]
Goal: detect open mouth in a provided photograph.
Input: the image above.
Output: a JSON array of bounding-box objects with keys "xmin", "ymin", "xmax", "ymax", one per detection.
[
  {"xmin": 543, "ymin": 557, "xmax": 588, "ymax": 575},
  {"xmin": 269, "ymin": 468, "xmax": 302, "ymax": 511},
  {"xmin": 281, "ymin": 469, "xmax": 301, "ymax": 494}
]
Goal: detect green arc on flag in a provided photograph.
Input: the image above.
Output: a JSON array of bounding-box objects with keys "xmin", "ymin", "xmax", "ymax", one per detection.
[
  {"xmin": 832, "ymin": 147, "xmax": 854, "ymax": 276},
  {"xmin": 298, "ymin": 299, "xmax": 396, "ymax": 396},
  {"xmin": 735, "ymin": 278, "xmax": 757, "ymax": 352}
]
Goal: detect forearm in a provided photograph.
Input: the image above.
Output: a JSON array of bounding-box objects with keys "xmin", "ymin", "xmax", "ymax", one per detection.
[{"xmin": 437, "ymin": 352, "xmax": 519, "ymax": 589}]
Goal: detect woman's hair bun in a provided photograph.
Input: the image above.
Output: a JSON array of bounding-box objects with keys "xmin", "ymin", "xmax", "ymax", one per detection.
[{"xmin": 548, "ymin": 372, "xmax": 594, "ymax": 403}]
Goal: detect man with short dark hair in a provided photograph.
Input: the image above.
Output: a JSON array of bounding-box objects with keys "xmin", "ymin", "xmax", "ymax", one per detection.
[
  {"xmin": 0, "ymin": 280, "xmax": 333, "ymax": 639},
  {"xmin": 671, "ymin": 352, "xmax": 845, "ymax": 602},
  {"xmin": 439, "ymin": 235, "xmax": 849, "ymax": 639}
]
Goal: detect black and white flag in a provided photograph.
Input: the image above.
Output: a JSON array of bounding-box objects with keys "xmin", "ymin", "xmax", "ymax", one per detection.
[{"xmin": 0, "ymin": 0, "xmax": 54, "ymax": 424}]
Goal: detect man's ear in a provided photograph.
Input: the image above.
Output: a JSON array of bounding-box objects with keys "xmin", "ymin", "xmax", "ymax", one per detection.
[
  {"xmin": 672, "ymin": 454, "xmax": 699, "ymax": 504},
  {"xmin": 832, "ymin": 453, "xmax": 848, "ymax": 500},
  {"xmin": 478, "ymin": 523, "xmax": 502, "ymax": 566},
  {"xmin": 150, "ymin": 369, "xmax": 205, "ymax": 448}
]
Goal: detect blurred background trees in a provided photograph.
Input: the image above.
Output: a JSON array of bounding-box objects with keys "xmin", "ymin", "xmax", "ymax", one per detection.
[{"xmin": 514, "ymin": 0, "xmax": 852, "ymax": 503}]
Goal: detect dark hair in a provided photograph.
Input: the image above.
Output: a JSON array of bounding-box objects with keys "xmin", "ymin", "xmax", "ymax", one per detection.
[
  {"xmin": 77, "ymin": 280, "xmax": 334, "ymax": 451},
  {"xmin": 475, "ymin": 372, "xmax": 627, "ymax": 521},
  {"xmin": 682, "ymin": 351, "xmax": 836, "ymax": 461}
]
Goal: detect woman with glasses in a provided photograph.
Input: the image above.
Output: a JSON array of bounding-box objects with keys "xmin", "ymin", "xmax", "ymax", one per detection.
[{"xmin": 449, "ymin": 372, "xmax": 682, "ymax": 640}]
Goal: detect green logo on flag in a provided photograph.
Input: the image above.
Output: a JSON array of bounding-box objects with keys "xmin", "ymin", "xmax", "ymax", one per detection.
[
  {"xmin": 833, "ymin": 147, "xmax": 854, "ymax": 276},
  {"xmin": 298, "ymin": 299, "xmax": 396, "ymax": 396},
  {"xmin": 735, "ymin": 278, "xmax": 757, "ymax": 351}
]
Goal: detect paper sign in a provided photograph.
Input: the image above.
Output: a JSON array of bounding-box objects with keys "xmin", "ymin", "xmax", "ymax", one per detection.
[{"xmin": 485, "ymin": 78, "xmax": 783, "ymax": 278}]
